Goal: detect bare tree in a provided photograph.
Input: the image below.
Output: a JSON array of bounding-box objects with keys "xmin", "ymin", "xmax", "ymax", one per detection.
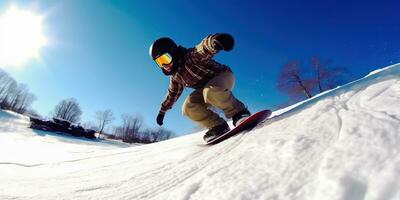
[
  {"xmin": 95, "ymin": 109, "xmax": 115, "ymax": 138},
  {"xmin": 114, "ymin": 114, "xmax": 143, "ymax": 143},
  {"xmin": 0, "ymin": 70, "xmax": 11, "ymax": 100},
  {"xmin": 141, "ymin": 127, "xmax": 174, "ymax": 143},
  {"xmin": 311, "ymin": 57, "xmax": 348, "ymax": 92},
  {"xmin": 277, "ymin": 60, "xmax": 313, "ymax": 100},
  {"xmin": 53, "ymin": 98, "xmax": 82, "ymax": 123},
  {"xmin": 16, "ymin": 92, "xmax": 36, "ymax": 114},
  {"xmin": 149, "ymin": 127, "xmax": 174, "ymax": 142},
  {"xmin": 277, "ymin": 57, "xmax": 349, "ymax": 105},
  {"xmin": 6, "ymin": 84, "xmax": 36, "ymax": 113},
  {"xmin": 0, "ymin": 72, "xmax": 36, "ymax": 113},
  {"xmin": 0, "ymin": 72, "xmax": 17, "ymax": 109},
  {"xmin": 25, "ymin": 109, "xmax": 41, "ymax": 118}
]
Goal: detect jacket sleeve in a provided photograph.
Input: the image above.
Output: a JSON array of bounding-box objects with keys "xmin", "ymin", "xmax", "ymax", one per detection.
[
  {"xmin": 160, "ymin": 77, "xmax": 184, "ymax": 113},
  {"xmin": 194, "ymin": 34, "xmax": 221, "ymax": 61}
]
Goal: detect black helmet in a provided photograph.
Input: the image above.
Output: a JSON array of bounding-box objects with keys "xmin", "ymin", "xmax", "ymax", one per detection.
[{"xmin": 149, "ymin": 37, "xmax": 177, "ymax": 60}]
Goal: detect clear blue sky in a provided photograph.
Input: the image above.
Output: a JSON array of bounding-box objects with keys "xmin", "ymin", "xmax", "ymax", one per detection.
[{"xmin": 1, "ymin": 0, "xmax": 399, "ymax": 136}]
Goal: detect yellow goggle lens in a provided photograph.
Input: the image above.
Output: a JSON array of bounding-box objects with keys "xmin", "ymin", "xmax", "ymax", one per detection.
[{"xmin": 155, "ymin": 53, "xmax": 172, "ymax": 68}]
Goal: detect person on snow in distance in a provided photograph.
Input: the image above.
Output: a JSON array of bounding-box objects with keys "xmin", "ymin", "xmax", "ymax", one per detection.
[{"xmin": 150, "ymin": 33, "xmax": 250, "ymax": 142}]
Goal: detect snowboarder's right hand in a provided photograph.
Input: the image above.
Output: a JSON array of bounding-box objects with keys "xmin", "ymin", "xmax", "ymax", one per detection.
[{"xmin": 156, "ymin": 112, "xmax": 165, "ymax": 126}]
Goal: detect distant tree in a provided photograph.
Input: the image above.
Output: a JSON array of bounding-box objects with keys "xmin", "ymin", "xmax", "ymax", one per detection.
[
  {"xmin": 311, "ymin": 57, "xmax": 348, "ymax": 92},
  {"xmin": 277, "ymin": 60, "xmax": 314, "ymax": 100},
  {"xmin": 0, "ymin": 70, "xmax": 37, "ymax": 113},
  {"xmin": 0, "ymin": 71, "xmax": 17, "ymax": 108},
  {"xmin": 6, "ymin": 84, "xmax": 36, "ymax": 113},
  {"xmin": 17, "ymin": 92, "xmax": 36, "ymax": 114},
  {"xmin": 114, "ymin": 114, "xmax": 143, "ymax": 143},
  {"xmin": 52, "ymin": 98, "xmax": 82, "ymax": 123},
  {"xmin": 0, "ymin": 71, "xmax": 36, "ymax": 113},
  {"xmin": 277, "ymin": 57, "xmax": 349, "ymax": 106},
  {"xmin": 150, "ymin": 127, "xmax": 174, "ymax": 142},
  {"xmin": 141, "ymin": 127, "xmax": 174, "ymax": 143},
  {"xmin": 95, "ymin": 109, "xmax": 115, "ymax": 138},
  {"xmin": 0, "ymin": 70, "xmax": 11, "ymax": 101},
  {"xmin": 26, "ymin": 109, "xmax": 42, "ymax": 118}
]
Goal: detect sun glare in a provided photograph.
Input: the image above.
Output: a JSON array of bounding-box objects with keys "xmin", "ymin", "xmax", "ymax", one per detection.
[{"xmin": 0, "ymin": 5, "xmax": 47, "ymax": 68}]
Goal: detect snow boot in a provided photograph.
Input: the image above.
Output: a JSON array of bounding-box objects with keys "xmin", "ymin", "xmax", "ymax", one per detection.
[
  {"xmin": 203, "ymin": 121, "xmax": 230, "ymax": 142},
  {"xmin": 232, "ymin": 109, "xmax": 251, "ymax": 126}
]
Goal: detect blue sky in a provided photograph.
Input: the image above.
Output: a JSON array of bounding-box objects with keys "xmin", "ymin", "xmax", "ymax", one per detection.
[{"xmin": 1, "ymin": 0, "xmax": 399, "ymax": 136}]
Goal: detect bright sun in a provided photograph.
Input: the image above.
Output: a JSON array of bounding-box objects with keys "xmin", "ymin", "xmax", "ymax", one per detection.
[{"xmin": 0, "ymin": 5, "xmax": 47, "ymax": 68}]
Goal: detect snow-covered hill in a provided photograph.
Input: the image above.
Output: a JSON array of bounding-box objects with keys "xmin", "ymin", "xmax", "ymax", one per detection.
[{"xmin": 1, "ymin": 64, "xmax": 399, "ymax": 200}]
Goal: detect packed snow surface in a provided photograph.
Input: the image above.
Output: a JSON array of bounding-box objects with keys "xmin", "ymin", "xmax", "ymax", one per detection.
[{"xmin": 1, "ymin": 64, "xmax": 400, "ymax": 200}]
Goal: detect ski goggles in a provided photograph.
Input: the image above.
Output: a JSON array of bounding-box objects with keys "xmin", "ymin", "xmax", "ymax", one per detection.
[{"xmin": 154, "ymin": 53, "xmax": 173, "ymax": 68}]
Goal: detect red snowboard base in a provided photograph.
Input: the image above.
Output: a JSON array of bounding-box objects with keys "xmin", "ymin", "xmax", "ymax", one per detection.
[{"xmin": 206, "ymin": 109, "xmax": 272, "ymax": 145}]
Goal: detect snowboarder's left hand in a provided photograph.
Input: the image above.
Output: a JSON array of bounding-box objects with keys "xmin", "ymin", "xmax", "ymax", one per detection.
[
  {"xmin": 214, "ymin": 33, "xmax": 234, "ymax": 51},
  {"xmin": 156, "ymin": 112, "xmax": 165, "ymax": 126}
]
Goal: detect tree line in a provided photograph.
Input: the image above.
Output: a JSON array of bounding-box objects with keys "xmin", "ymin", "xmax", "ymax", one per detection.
[{"xmin": 52, "ymin": 98, "xmax": 174, "ymax": 144}]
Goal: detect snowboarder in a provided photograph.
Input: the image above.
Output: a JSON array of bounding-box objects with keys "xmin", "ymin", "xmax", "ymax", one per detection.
[{"xmin": 149, "ymin": 33, "xmax": 250, "ymax": 142}]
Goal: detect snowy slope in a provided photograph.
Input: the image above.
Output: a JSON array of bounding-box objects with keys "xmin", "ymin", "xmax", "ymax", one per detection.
[
  {"xmin": 0, "ymin": 111, "xmax": 132, "ymax": 166},
  {"xmin": 1, "ymin": 64, "xmax": 400, "ymax": 200}
]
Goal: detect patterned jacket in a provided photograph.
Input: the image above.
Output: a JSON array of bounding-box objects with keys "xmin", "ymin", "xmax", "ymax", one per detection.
[{"xmin": 160, "ymin": 34, "xmax": 231, "ymax": 113}]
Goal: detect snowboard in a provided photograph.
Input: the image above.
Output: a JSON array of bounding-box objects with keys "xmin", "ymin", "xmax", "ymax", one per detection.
[{"xmin": 206, "ymin": 109, "xmax": 272, "ymax": 145}]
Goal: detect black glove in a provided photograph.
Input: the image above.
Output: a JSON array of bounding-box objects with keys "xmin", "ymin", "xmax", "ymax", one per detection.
[
  {"xmin": 156, "ymin": 112, "xmax": 165, "ymax": 126},
  {"xmin": 214, "ymin": 33, "xmax": 234, "ymax": 51}
]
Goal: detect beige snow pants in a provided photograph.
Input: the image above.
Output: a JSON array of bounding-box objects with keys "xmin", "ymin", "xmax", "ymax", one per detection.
[{"xmin": 182, "ymin": 70, "xmax": 246, "ymax": 128}]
